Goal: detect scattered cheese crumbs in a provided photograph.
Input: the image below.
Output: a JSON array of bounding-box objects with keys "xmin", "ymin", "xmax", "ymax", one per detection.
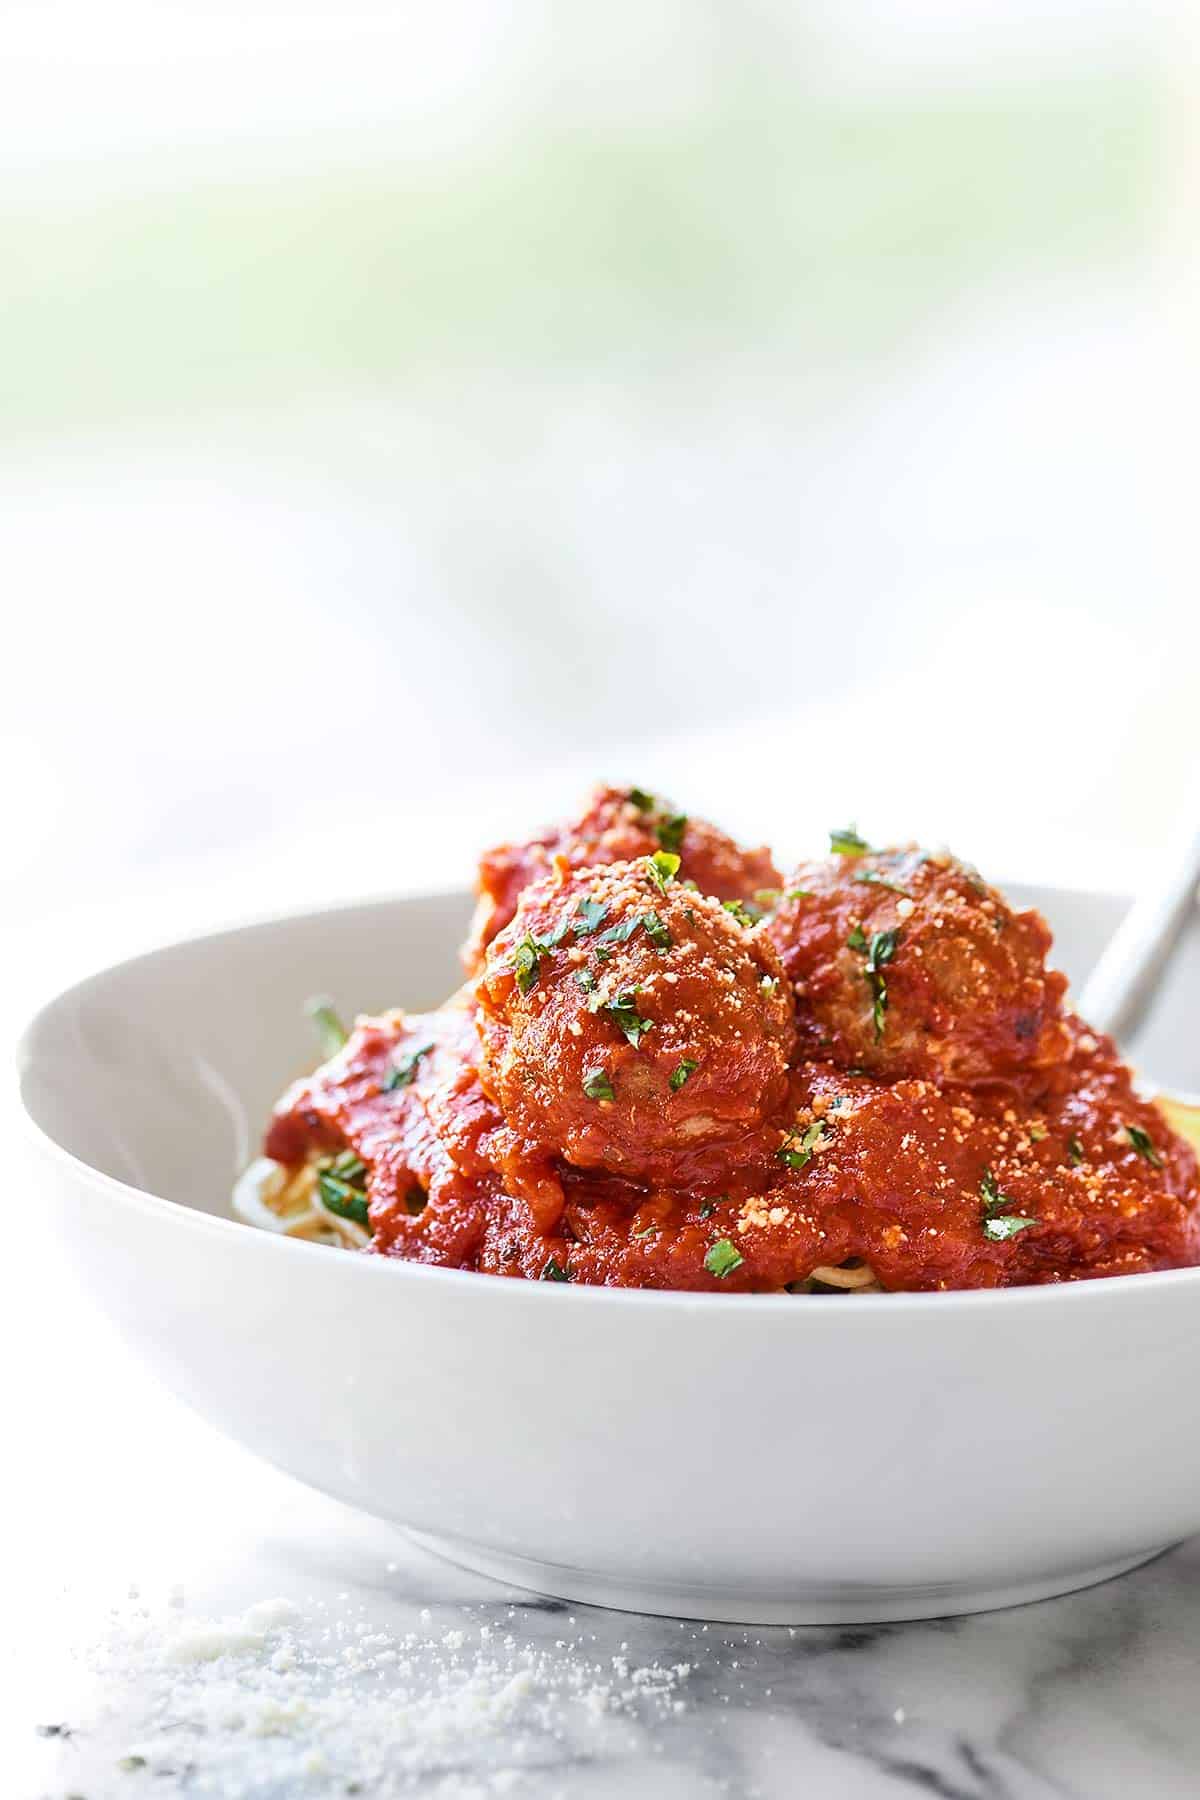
[{"xmin": 61, "ymin": 1584, "xmax": 695, "ymax": 1796}]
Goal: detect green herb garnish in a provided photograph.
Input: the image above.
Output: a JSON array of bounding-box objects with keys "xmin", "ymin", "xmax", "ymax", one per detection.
[
  {"xmin": 698, "ymin": 1201, "xmax": 717, "ymax": 1220},
  {"xmin": 1067, "ymin": 1135, "xmax": 1085, "ymax": 1167},
  {"xmin": 979, "ymin": 1166, "xmax": 1038, "ymax": 1241},
  {"xmin": 1126, "ymin": 1124, "xmax": 1163, "ymax": 1168},
  {"xmin": 576, "ymin": 969, "xmax": 597, "ymax": 994},
  {"xmin": 845, "ymin": 926, "xmax": 900, "ymax": 1039},
  {"xmin": 830, "ymin": 827, "xmax": 871, "ymax": 857},
  {"xmin": 600, "ymin": 991, "xmax": 654, "ymax": 1048},
  {"xmin": 777, "ymin": 1119, "xmax": 828, "ymax": 1171},
  {"xmin": 866, "ymin": 928, "xmax": 900, "ymax": 970},
  {"xmin": 595, "ymin": 916, "xmax": 640, "ymax": 949},
  {"xmin": 983, "ymin": 1214, "xmax": 1039, "ymax": 1242},
  {"xmin": 305, "ymin": 995, "xmax": 348, "ymax": 1060},
  {"xmin": 540, "ymin": 1256, "xmax": 572, "ymax": 1282},
  {"xmin": 628, "ymin": 787, "xmax": 656, "ymax": 812},
  {"xmin": 512, "ymin": 936, "xmax": 542, "ymax": 995},
  {"xmin": 670, "ymin": 1059, "xmax": 698, "ymax": 1092},
  {"xmin": 511, "ymin": 923, "xmax": 569, "ymax": 994},
  {"xmin": 316, "ymin": 1151, "xmax": 369, "ymax": 1228},
  {"xmin": 574, "ymin": 897, "xmax": 610, "ymax": 936},
  {"xmin": 583, "ymin": 1068, "xmax": 615, "ymax": 1102},
  {"xmin": 863, "ymin": 928, "xmax": 900, "ymax": 1039},
  {"xmin": 854, "ymin": 870, "xmax": 909, "ymax": 896},
  {"xmin": 704, "ymin": 1239, "xmax": 744, "ymax": 1278},
  {"xmin": 641, "ymin": 909, "xmax": 671, "ymax": 949},
  {"xmin": 382, "ymin": 1041, "xmax": 434, "ymax": 1091},
  {"xmin": 646, "ymin": 850, "xmax": 681, "ymax": 892},
  {"xmin": 979, "ymin": 1168, "xmax": 1009, "ymax": 1212},
  {"xmin": 656, "ymin": 812, "xmax": 688, "ymax": 853},
  {"xmin": 633, "ymin": 1223, "xmax": 656, "ymax": 1239},
  {"xmin": 722, "ymin": 897, "xmax": 765, "ymax": 927},
  {"xmin": 787, "ymin": 887, "xmax": 812, "ymax": 900}
]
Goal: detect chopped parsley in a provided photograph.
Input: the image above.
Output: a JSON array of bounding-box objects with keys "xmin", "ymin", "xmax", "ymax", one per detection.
[
  {"xmin": 574, "ymin": 897, "xmax": 610, "ymax": 936},
  {"xmin": 979, "ymin": 1168, "xmax": 1008, "ymax": 1212},
  {"xmin": 656, "ymin": 812, "xmax": 688, "ymax": 853},
  {"xmin": 600, "ymin": 990, "xmax": 654, "ymax": 1048},
  {"xmin": 576, "ymin": 969, "xmax": 597, "ymax": 994},
  {"xmin": 646, "ymin": 850, "xmax": 681, "ymax": 892},
  {"xmin": 777, "ymin": 1119, "xmax": 828, "ymax": 1171},
  {"xmin": 511, "ymin": 920, "xmax": 570, "ymax": 994},
  {"xmin": 316, "ymin": 1151, "xmax": 370, "ymax": 1229},
  {"xmin": 979, "ymin": 1166, "xmax": 1038, "ymax": 1242},
  {"xmin": 512, "ymin": 936, "xmax": 542, "ymax": 995},
  {"xmin": 382, "ymin": 1041, "xmax": 434, "ymax": 1091},
  {"xmin": 983, "ymin": 1215, "xmax": 1039, "ymax": 1242},
  {"xmin": 846, "ymin": 926, "xmax": 900, "ymax": 1039},
  {"xmin": 540, "ymin": 1256, "xmax": 572, "ymax": 1282},
  {"xmin": 1067, "ymin": 1135, "xmax": 1085, "ymax": 1167},
  {"xmin": 594, "ymin": 916, "xmax": 640, "ymax": 949},
  {"xmin": 627, "ymin": 787, "xmax": 656, "ymax": 812},
  {"xmin": 854, "ymin": 869, "xmax": 909, "ymax": 896},
  {"xmin": 305, "ymin": 995, "xmax": 348, "ymax": 1060},
  {"xmin": 1126, "ymin": 1124, "xmax": 1163, "ymax": 1168},
  {"xmin": 830, "ymin": 826, "xmax": 871, "ymax": 857},
  {"xmin": 722, "ymin": 897, "xmax": 765, "ymax": 927},
  {"xmin": 866, "ymin": 927, "xmax": 900, "ymax": 970},
  {"xmin": 632, "ymin": 1223, "xmax": 656, "ymax": 1239},
  {"xmin": 641, "ymin": 909, "xmax": 672, "ymax": 949},
  {"xmin": 786, "ymin": 887, "xmax": 812, "ymax": 900},
  {"xmin": 583, "ymin": 1067, "xmax": 615, "ymax": 1102},
  {"xmin": 698, "ymin": 1200, "xmax": 718, "ymax": 1220},
  {"xmin": 670, "ymin": 1059, "xmax": 698, "ymax": 1092},
  {"xmin": 704, "ymin": 1239, "xmax": 744, "ymax": 1278}
]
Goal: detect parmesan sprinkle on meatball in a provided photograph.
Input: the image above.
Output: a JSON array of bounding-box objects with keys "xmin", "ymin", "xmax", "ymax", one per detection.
[
  {"xmin": 767, "ymin": 845, "xmax": 1071, "ymax": 1084},
  {"xmin": 463, "ymin": 784, "xmax": 780, "ymax": 972},
  {"xmin": 474, "ymin": 858, "xmax": 796, "ymax": 1182}
]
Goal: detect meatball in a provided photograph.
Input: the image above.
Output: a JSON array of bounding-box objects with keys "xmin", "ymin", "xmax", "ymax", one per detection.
[
  {"xmin": 474, "ymin": 856, "xmax": 796, "ymax": 1181},
  {"xmin": 462, "ymin": 784, "xmax": 781, "ymax": 972},
  {"xmin": 766, "ymin": 843, "xmax": 1070, "ymax": 1085}
]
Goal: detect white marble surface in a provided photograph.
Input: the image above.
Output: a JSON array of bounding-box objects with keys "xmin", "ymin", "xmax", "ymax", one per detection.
[{"xmin": 7, "ymin": 1219, "xmax": 1200, "ymax": 1800}]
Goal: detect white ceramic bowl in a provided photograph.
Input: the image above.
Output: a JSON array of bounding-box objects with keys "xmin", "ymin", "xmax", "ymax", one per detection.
[{"xmin": 18, "ymin": 886, "xmax": 1200, "ymax": 1624}]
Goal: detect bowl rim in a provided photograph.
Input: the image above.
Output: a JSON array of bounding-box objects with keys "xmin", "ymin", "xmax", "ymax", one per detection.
[{"xmin": 18, "ymin": 882, "xmax": 1200, "ymax": 1320}]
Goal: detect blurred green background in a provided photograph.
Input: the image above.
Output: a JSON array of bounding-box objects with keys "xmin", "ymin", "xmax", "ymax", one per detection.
[{"xmin": 2, "ymin": 2, "xmax": 1194, "ymax": 941}]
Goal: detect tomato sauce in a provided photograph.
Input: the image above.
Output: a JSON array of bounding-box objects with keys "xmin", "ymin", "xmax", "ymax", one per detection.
[
  {"xmin": 261, "ymin": 800, "xmax": 1200, "ymax": 1292},
  {"xmin": 264, "ymin": 1003, "xmax": 1200, "ymax": 1292}
]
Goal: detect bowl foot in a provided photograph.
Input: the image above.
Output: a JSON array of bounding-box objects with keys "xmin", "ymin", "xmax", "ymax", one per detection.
[{"xmin": 405, "ymin": 1531, "xmax": 1170, "ymax": 1624}]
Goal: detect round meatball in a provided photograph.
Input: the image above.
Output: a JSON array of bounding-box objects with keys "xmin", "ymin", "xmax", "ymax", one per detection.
[
  {"xmin": 474, "ymin": 857, "xmax": 796, "ymax": 1180},
  {"xmin": 462, "ymin": 784, "xmax": 781, "ymax": 972},
  {"xmin": 766, "ymin": 844, "xmax": 1071, "ymax": 1085}
]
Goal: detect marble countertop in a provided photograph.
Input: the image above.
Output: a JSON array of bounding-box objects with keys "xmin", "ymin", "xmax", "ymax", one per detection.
[{"xmin": 9, "ymin": 1240, "xmax": 1200, "ymax": 1800}]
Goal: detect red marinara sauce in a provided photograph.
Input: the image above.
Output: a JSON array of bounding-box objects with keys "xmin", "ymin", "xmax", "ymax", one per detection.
[{"xmin": 262, "ymin": 829, "xmax": 1200, "ymax": 1293}]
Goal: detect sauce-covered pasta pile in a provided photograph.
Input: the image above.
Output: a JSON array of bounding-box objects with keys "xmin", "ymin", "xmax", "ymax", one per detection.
[{"xmin": 237, "ymin": 787, "xmax": 1200, "ymax": 1291}]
